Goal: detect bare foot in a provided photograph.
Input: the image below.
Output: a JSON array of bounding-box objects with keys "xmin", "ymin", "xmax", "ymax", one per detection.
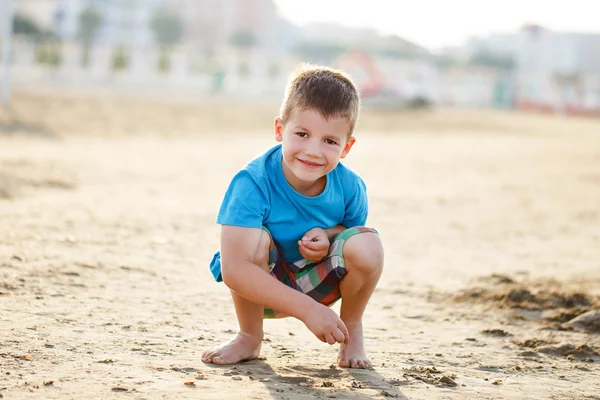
[
  {"xmin": 202, "ymin": 332, "xmax": 262, "ymax": 365},
  {"xmin": 337, "ymin": 322, "xmax": 372, "ymax": 369}
]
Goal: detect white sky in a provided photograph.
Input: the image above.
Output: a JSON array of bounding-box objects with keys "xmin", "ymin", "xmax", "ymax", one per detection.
[{"xmin": 274, "ymin": 0, "xmax": 600, "ymax": 49}]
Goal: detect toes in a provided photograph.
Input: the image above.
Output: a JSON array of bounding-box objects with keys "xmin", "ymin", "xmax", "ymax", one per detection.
[
  {"xmin": 212, "ymin": 355, "xmax": 230, "ymax": 365},
  {"xmin": 346, "ymin": 359, "xmax": 370, "ymax": 369},
  {"xmin": 338, "ymin": 358, "xmax": 350, "ymax": 368},
  {"xmin": 338, "ymin": 352, "xmax": 371, "ymax": 369},
  {"xmin": 202, "ymin": 350, "xmax": 216, "ymax": 363}
]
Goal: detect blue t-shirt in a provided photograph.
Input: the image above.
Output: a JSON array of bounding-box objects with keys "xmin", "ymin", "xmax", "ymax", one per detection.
[{"xmin": 209, "ymin": 144, "xmax": 368, "ymax": 281}]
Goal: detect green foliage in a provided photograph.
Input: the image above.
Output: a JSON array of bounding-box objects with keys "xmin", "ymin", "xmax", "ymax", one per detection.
[
  {"xmin": 553, "ymin": 72, "xmax": 580, "ymax": 85},
  {"xmin": 78, "ymin": 7, "xmax": 103, "ymax": 45},
  {"xmin": 150, "ymin": 9, "xmax": 184, "ymax": 49},
  {"xmin": 293, "ymin": 40, "xmax": 423, "ymax": 62},
  {"xmin": 230, "ymin": 30, "xmax": 258, "ymax": 48},
  {"xmin": 434, "ymin": 55, "xmax": 461, "ymax": 68},
  {"xmin": 158, "ymin": 50, "xmax": 170, "ymax": 73},
  {"xmin": 13, "ymin": 13, "xmax": 43, "ymax": 37},
  {"xmin": 78, "ymin": 6, "xmax": 103, "ymax": 68},
  {"xmin": 469, "ymin": 51, "xmax": 514, "ymax": 69},
  {"xmin": 35, "ymin": 41, "xmax": 62, "ymax": 67},
  {"xmin": 377, "ymin": 48, "xmax": 421, "ymax": 59},
  {"xmin": 212, "ymin": 69, "xmax": 225, "ymax": 93},
  {"xmin": 292, "ymin": 41, "xmax": 349, "ymax": 63},
  {"xmin": 81, "ymin": 48, "xmax": 91, "ymax": 68},
  {"xmin": 112, "ymin": 46, "xmax": 129, "ymax": 71}
]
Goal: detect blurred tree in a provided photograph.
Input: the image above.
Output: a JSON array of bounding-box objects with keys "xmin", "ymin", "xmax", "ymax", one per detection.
[
  {"xmin": 78, "ymin": 6, "xmax": 103, "ymax": 68},
  {"xmin": 13, "ymin": 13, "xmax": 43, "ymax": 37},
  {"xmin": 112, "ymin": 46, "xmax": 129, "ymax": 72},
  {"xmin": 378, "ymin": 48, "xmax": 420, "ymax": 59},
  {"xmin": 229, "ymin": 30, "xmax": 258, "ymax": 80},
  {"xmin": 293, "ymin": 41, "xmax": 348, "ymax": 64},
  {"xmin": 150, "ymin": 9, "xmax": 184, "ymax": 73},
  {"xmin": 434, "ymin": 55, "xmax": 461, "ymax": 68},
  {"xmin": 229, "ymin": 30, "xmax": 257, "ymax": 48},
  {"xmin": 553, "ymin": 72, "xmax": 580, "ymax": 86},
  {"xmin": 469, "ymin": 51, "xmax": 514, "ymax": 70},
  {"xmin": 35, "ymin": 41, "xmax": 62, "ymax": 67}
]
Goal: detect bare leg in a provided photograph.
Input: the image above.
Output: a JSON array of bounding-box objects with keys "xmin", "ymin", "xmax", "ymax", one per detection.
[
  {"xmin": 202, "ymin": 231, "xmax": 271, "ymax": 365},
  {"xmin": 337, "ymin": 232, "xmax": 384, "ymax": 369},
  {"xmin": 201, "ymin": 290, "xmax": 264, "ymax": 364}
]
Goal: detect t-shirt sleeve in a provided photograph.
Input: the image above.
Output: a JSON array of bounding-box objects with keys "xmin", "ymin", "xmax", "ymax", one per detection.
[
  {"xmin": 216, "ymin": 170, "xmax": 269, "ymax": 228},
  {"xmin": 342, "ymin": 175, "xmax": 369, "ymax": 228}
]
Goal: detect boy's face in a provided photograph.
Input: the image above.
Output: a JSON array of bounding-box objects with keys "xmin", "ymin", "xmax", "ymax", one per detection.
[{"xmin": 274, "ymin": 108, "xmax": 355, "ymax": 190}]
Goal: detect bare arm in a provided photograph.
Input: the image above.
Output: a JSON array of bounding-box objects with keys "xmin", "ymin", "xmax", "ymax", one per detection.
[
  {"xmin": 220, "ymin": 225, "xmax": 349, "ymax": 344},
  {"xmin": 324, "ymin": 224, "xmax": 347, "ymax": 240},
  {"xmin": 220, "ymin": 225, "xmax": 315, "ymax": 320}
]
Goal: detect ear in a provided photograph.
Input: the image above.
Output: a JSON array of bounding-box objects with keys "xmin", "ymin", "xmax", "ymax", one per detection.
[
  {"xmin": 274, "ymin": 117, "xmax": 283, "ymax": 142},
  {"xmin": 340, "ymin": 137, "xmax": 356, "ymax": 159}
]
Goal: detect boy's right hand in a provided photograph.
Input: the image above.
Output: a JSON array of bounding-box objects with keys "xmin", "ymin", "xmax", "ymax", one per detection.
[{"xmin": 301, "ymin": 302, "xmax": 350, "ymax": 345}]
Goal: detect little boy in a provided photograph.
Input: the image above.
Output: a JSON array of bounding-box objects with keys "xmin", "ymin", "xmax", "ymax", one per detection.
[{"xmin": 202, "ymin": 65, "xmax": 384, "ymax": 369}]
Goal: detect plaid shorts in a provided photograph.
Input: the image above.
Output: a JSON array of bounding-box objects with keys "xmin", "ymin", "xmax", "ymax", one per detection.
[{"xmin": 263, "ymin": 226, "xmax": 378, "ymax": 318}]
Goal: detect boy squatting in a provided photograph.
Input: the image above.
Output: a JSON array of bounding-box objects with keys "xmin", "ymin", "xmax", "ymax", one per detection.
[{"xmin": 202, "ymin": 65, "xmax": 384, "ymax": 369}]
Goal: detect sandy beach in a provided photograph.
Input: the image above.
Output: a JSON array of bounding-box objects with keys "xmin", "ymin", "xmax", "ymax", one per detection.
[{"xmin": 1, "ymin": 92, "xmax": 599, "ymax": 399}]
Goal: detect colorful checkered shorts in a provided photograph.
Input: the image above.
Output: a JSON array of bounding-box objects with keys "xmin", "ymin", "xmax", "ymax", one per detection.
[{"xmin": 263, "ymin": 226, "xmax": 378, "ymax": 318}]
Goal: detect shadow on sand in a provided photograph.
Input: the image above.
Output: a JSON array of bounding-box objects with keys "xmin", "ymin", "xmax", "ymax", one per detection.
[{"xmin": 204, "ymin": 359, "xmax": 409, "ymax": 399}]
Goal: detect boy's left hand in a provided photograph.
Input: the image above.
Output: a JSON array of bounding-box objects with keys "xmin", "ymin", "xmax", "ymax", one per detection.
[{"xmin": 298, "ymin": 228, "xmax": 329, "ymax": 262}]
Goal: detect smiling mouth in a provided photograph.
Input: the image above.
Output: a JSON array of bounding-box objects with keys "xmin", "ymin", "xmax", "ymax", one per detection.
[{"xmin": 297, "ymin": 159, "xmax": 324, "ymax": 168}]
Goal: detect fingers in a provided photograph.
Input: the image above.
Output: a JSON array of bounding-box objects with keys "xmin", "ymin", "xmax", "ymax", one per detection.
[
  {"xmin": 298, "ymin": 245, "xmax": 317, "ymax": 261},
  {"xmin": 298, "ymin": 228, "xmax": 329, "ymax": 263},
  {"xmin": 332, "ymin": 327, "xmax": 346, "ymax": 344},
  {"xmin": 298, "ymin": 243, "xmax": 327, "ymax": 262},
  {"xmin": 303, "ymin": 227, "xmax": 325, "ymax": 240},
  {"xmin": 321, "ymin": 327, "xmax": 347, "ymax": 345},
  {"xmin": 300, "ymin": 236, "xmax": 328, "ymax": 251},
  {"xmin": 338, "ymin": 320, "xmax": 350, "ymax": 344},
  {"xmin": 325, "ymin": 333, "xmax": 336, "ymax": 345}
]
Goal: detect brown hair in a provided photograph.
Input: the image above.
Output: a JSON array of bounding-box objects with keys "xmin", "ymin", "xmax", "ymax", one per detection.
[{"xmin": 279, "ymin": 64, "xmax": 360, "ymax": 136}]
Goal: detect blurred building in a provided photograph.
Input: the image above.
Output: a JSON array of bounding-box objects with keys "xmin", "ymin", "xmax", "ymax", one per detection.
[
  {"xmin": 295, "ymin": 22, "xmax": 427, "ymax": 63},
  {"xmin": 15, "ymin": 0, "xmax": 287, "ymax": 52},
  {"xmin": 6, "ymin": 3, "xmax": 600, "ymax": 112},
  {"xmin": 437, "ymin": 65, "xmax": 514, "ymax": 108},
  {"xmin": 466, "ymin": 33, "xmax": 519, "ymax": 59},
  {"xmin": 516, "ymin": 24, "xmax": 600, "ymax": 115}
]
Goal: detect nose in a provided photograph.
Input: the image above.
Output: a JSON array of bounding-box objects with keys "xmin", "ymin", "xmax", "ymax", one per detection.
[{"xmin": 305, "ymin": 138, "xmax": 321, "ymax": 158}]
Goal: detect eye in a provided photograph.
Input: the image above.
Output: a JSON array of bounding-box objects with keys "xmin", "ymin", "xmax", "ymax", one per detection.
[
  {"xmin": 296, "ymin": 132, "xmax": 308, "ymax": 138},
  {"xmin": 325, "ymin": 139, "xmax": 338, "ymax": 145}
]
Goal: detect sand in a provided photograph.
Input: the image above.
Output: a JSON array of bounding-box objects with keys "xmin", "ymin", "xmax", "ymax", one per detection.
[{"xmin": 1, "ymin": 92, "xmax": 599, "ymax": 399}]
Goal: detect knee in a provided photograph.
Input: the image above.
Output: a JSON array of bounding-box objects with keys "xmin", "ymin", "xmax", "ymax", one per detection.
[{"xmin": 342, "ymin": 231, "xmax": 384, "ymax": 274}]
